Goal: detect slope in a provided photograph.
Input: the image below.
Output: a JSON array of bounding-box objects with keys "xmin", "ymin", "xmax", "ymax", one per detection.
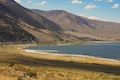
[
  {"xmin": 32, "ymin": 9, "xmax": 120, "ymax": 40},
  {"xmin": 0, "ymin": 0, "xmax": 62, "ymax": 43}
]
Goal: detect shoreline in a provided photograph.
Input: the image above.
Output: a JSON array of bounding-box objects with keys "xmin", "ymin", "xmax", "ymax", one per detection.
[
  {"xmin": 1, "ymin": 44, "xmax": 120, "ymax": 79},
  {"xmin": 25, "ymin": 49, "xmax": 120, "ymax": 62}
]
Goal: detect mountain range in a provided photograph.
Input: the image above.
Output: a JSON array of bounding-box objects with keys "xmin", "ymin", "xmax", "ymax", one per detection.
[
  {"xmin": 32, "ymin": 9, "xmax": 120, "ymax": 41},
  {"xmin": 0, "ymin": 0, "xmax": 120, "ymax": 43}
]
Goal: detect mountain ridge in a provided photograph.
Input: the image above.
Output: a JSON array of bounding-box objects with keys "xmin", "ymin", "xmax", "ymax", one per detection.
[
  {"xmin": 32, "ymin": 9, "xmax": 120, "ymax": 24},
  {"xmin": 32, "ymin": 9, "xmax": 120, "ymax": 40},
  {"xmin": 0, "ymin": 0, "xmax": 63, "ymax": 43}
]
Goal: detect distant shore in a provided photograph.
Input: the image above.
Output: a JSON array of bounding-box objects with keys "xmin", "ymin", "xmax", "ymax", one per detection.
[
  {"xmin": 25, "ymin": 49, "xmax": 120, "ymax": 63},
  {"xmin": 24, "ymin": 41, "xmax": 120, "ymax": 62}
]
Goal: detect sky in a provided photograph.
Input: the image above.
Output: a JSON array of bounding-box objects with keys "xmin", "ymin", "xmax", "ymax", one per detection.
[{"xmin": 14, "ymin": 0, "xmax": 120, "ymax": 23}]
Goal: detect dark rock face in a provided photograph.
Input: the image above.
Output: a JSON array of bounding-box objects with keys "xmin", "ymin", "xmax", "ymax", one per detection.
[
  {"xmin": 0, "ymin": 15, "xmax": 37, "ymax": 42},
  {"xmin": 0, "ymin": 0, "xmax": 61, "ymax": 43}
]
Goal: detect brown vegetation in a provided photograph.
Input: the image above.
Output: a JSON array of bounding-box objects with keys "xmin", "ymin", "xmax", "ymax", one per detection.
[{"xmin": 0, "ymin": 45, "xmax": 120, "ymax": 80}]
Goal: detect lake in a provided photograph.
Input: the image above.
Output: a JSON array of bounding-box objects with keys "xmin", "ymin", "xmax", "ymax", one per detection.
[{"xmin": 26, "ymin": 42, "xmax": 120, "ymax": 60}]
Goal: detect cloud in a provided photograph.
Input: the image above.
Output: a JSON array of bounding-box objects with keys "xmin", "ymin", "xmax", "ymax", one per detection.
[
  {"xmin": 95, "ymin": 0, "xmax": 114, "ymax": 2},
  {"xmin": 36, "ymin": 1, "xmax": 47, "ymax": 6},
  {"xmin": 88, "ymin": 16, "xmax": 100, "ymax": 20},
  {"xmin": 105, "ymin": 0, "xmax": 114, "ymax": 2},
  {"xmin": 85, "ymin": 4, "xmax": 97, "ymax": 9},
  {"xmin": 79, "ymin": 14, "xmax": 86, "ymax": 17},
  {"xmin": 79, "ymin": 14, "xmax": 100, "ymax": 20},
  {"xmin": 94, "ymin": 0, "xmax": 102, "ymax": 2},
  {"xmin": 79, "ymin": 14, "xmax": 114, "ymax": 22},
  {"xmin": 14, "ymin": 0, "xmax": 21, "ymax": 3},
  {"xmin": 71, "ymin": 0, "xmax": 83, "ymax": 4},
  {"xmin": 112, "ymin": 4, "xmax": 119, "ymax": 8}
]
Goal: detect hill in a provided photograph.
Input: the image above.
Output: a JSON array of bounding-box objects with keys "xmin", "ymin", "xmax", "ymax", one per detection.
[
  {"xmin": 32, "ymin": 9, "xmax": 120, "ymax": 41},
  {"xmin": 0, "ymin": 0, "xmax": 62, "ymax": 43}
]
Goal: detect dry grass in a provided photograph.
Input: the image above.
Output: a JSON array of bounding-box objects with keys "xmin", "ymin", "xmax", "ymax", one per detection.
[
  {"xmin": 0, "ymin": 45, "xmax": 120, "ymax": 80},
  {"xmin": 0, "ymin": 75, "xmax": 17, "ymax": 80}
]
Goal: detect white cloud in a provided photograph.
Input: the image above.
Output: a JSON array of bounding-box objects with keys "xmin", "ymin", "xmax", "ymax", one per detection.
[
  {"xmin": 105, "ymin": 0, "xmax": 114, "ymax": 2},
  {"xmin": 80, "ymin": 14, "xmax": 119, "ymax": 23},
  {"xmin": 112, "ymin": 4, "xmax": 119, "ymax": 8},
  {"xmin": 36, "ymin": 1, "xmax": 47, "ymax": 6},
  {"xmin": 85, "ymin": 4, "xmax": 97, "ymax": 9},
  {"xmin": 95, "ymin": 0, "xmax": 114, "ymax": 2},
  {"xmin": 71, "ymin": 0, "xmax": 83, "ymax": 4},
  {"xmin": 79, "ymin": 14, "xmax": 100, "ymax": 20},
  {"xmin": 79, "ymin": 14, "xmax": 86, "ymax": 17},
  {"xmin": 14, "ymin": 0, "xmax": 21, "ymax": 3},
  {"xmin": 95, "ymin": 0, "xmax": 102, "ymax": 1},
  {"xmin": 88, "ymin": 16, "xmax": 100, "ymax": 20}
]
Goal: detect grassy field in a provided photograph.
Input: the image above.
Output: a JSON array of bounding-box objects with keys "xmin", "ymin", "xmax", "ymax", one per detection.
[{"xmin": 0, "ymin": 45, "xmax": 120, "ymax": 80}]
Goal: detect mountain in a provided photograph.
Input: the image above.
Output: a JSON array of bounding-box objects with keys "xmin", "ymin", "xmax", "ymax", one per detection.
[
  {"xmin": 1, "ymin": 0, "xmax": 120, "ymax": 43},
  {"xmin": 0, "ymin": 0, "xmax": 62, "ymax": 43},
  {"xmin": 32, "ymin": 9, "xmax": 120, "ymax": 41}
]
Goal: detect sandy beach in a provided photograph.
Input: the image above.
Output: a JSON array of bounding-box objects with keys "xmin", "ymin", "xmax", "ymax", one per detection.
[{"xmin": 25, "ymin": 49, "xmax": 120, "ymax": 64}]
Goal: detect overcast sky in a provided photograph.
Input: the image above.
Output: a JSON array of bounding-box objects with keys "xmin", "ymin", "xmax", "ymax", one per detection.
[{"xmin": 15, "ymin": 0, "xmax": 120, "ymax": 23}]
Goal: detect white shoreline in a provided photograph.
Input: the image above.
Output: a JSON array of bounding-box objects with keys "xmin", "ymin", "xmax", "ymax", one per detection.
[{"xmin": 25, "ymin": 49, "xmax": 120, "ymax": 62}]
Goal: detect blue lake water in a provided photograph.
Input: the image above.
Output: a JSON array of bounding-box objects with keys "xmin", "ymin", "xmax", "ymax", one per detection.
[{"xmin": 26, "ymin": 42, "xmax": 120, "ymax": 60}]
